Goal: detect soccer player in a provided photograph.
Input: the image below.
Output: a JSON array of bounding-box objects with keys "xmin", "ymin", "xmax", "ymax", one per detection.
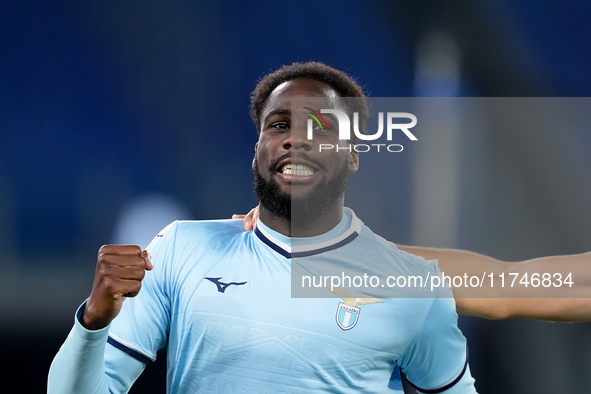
[{"xmin": 49, "ymin": 62, "xmax": 477, "ymax": 393}]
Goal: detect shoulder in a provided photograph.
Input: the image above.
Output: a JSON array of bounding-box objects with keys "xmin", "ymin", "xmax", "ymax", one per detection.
[
  {"xmin": 175, "ymin": 218, "xmax": 245, "ymax": 236},
  {"xmin": 146, "ymin": 219, "xmax": 248, "ymax": 260},
  {"xmin": 152, "ymin": 219, "xmax": 245, "ymax": 241},
  {"xmin": 341, "ymin": 210, "xmax": 446, "ymax": 298},
  {"xmin": 357, "ymin": 223, "xmax": 438, "ymax": 273},
  {"xmin": 145, "ymin": 219, "xmax": 250, "ymax": 281}
]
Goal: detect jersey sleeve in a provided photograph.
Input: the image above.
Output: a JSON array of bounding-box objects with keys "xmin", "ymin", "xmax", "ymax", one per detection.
[
  {"xmin": 399, "ymin": 295, "xmax": 477, "ymax": 393},
  {"xmin": 48, "ymin": 302, "xmax": 147, "ymax": 393},
  {"xmin": 48, "ymin": 222, "xmax": 178, "ymax": 394},
  {"xmin": 107, "ymin": 221, "xmax": 177, "ymax": 363}
]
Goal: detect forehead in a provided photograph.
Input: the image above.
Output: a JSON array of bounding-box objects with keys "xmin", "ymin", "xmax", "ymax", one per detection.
[{"xmin": 261, "ymin": 78, "xmax": 339, "ymax": 119}]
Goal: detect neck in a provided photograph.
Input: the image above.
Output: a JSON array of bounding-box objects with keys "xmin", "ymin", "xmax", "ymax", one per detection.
[{"xmin": 259, "ymin": 203, "xmax": 344, "ymax": 237}]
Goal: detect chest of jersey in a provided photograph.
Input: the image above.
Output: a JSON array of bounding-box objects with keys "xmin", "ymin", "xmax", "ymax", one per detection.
[{"xmin": 164, "ymin": 233, "xmax": 430, "ymax": 393}]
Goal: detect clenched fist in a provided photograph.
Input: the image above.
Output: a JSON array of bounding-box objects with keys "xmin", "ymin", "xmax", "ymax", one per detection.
[{"xmin": 81, "ymin": 245, "xmax": 153, "ymax": 330}]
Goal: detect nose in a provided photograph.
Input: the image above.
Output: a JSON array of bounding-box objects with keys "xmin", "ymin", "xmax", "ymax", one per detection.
[{"xmin": 283, "ymin": 123, "xmax": 312, "ymax": 151}]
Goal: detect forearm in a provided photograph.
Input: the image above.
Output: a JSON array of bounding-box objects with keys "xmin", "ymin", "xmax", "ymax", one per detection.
[
  {"xmin": 48, "ymin": 303, "xmax": 145, "ymax": 394},
  {"xmin": 48, "ymin": 306, "xmax": 112, "ymax": 394},
  {"xmin": 500, "ymin": 252, "xmax": 591, "ymax": 321},
  {"xmin": 399, "ymin": 246, "xmax": 591, "ymax": 321}
]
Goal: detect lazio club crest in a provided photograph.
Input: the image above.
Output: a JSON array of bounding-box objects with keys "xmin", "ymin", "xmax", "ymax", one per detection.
[
  {"xmin": 336, "ymin": 303, "xmax": 361, "ymax": 330},
  {"xmin": 331, "ymin": 287, "xmax": 383, "ymax": 331}
]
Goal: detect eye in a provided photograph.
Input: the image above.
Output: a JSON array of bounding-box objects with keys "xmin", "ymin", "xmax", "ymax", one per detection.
[
  {"xmin": 311, "ymin": 121, "xmax": 334, "ymax": 134},
  {"xmin": 312, "ymin": 123, "xmax": 324, "ymax": 132},
  {"xmin": 270, "ymin": 121, "xmax": 290, "ymax": 130}
]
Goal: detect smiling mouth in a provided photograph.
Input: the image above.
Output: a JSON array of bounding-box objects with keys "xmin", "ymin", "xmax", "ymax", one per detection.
[{"xmin": 280, "ymin": 163, "xmax": 316, "ymax": 176}]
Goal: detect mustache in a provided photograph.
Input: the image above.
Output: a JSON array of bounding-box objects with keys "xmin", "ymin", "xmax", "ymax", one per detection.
[{"xmin": 269, "ymin": 153, "xmax": 325, "ymax": 172}]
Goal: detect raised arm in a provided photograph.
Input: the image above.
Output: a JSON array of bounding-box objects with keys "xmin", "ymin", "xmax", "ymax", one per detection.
[
  {"xmin": 48, "ymin": 245, "xmax": 153, "ymax": 393},
  {"xmin": 398, "ymin": 246, "xmax": 591, "ymax": 322}
]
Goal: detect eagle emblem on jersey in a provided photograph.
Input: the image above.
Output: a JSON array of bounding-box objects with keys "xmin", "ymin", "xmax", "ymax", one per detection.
[{"xmin": 330, "ymin": 287, "xmax": 383, "ymax": 331}]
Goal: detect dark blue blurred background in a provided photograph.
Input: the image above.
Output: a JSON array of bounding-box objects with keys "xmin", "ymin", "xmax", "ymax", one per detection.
[{"xmin": 1, "ymin": 1, "xmax": 590, "ymax": 392}]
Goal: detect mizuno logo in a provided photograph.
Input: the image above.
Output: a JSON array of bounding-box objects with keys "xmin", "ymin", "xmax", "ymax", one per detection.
[{"xmin": 205, "ymin": 277, "xmax": 247, "ymax": 293}]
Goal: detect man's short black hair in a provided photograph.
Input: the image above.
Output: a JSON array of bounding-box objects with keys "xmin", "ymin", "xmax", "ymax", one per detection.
[{"xmin": 250, "ymin": 62, "xmax": 369, "ymax": 139}]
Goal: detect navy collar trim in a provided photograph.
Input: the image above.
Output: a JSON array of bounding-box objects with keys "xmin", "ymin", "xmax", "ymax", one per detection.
[{"xmin": 254, "ymin": 211, "xmax": 362, "ymax": 258}]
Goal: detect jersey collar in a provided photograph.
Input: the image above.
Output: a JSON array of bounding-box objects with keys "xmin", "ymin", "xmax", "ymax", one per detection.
[{"xmin": 254, "ymin": 207, "xmax": 362, "ymax": 258}]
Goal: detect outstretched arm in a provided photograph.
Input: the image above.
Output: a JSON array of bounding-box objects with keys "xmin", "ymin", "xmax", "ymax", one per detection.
[{"xmin": 398, "ymin": 245, "xmax": 591, "ymax": 322}]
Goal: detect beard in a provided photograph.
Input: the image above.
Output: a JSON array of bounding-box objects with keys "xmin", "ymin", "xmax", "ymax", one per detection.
[{"xmin": 253, "ymin": 157, "xmax": 350, "ymax": 228}]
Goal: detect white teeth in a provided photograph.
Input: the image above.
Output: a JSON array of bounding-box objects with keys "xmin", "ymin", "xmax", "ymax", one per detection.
[{"xmin": 281, "ymin": 163, "xmax": 314, "ymax": 176}]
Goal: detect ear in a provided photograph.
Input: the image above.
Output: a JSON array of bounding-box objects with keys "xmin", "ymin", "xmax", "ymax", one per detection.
[
  {"xmin": 348, "ymin": 149, "xmax": 359, "ymax": 174},
  {"xmin": 252, "ymin": 142, "xmax": 258, "ymax": 171}
]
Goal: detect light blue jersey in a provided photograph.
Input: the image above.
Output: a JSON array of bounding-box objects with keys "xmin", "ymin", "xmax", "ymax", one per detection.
[{"xmin": 49, "ymin": 208, "xmax": 476, "ymax": 393}]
